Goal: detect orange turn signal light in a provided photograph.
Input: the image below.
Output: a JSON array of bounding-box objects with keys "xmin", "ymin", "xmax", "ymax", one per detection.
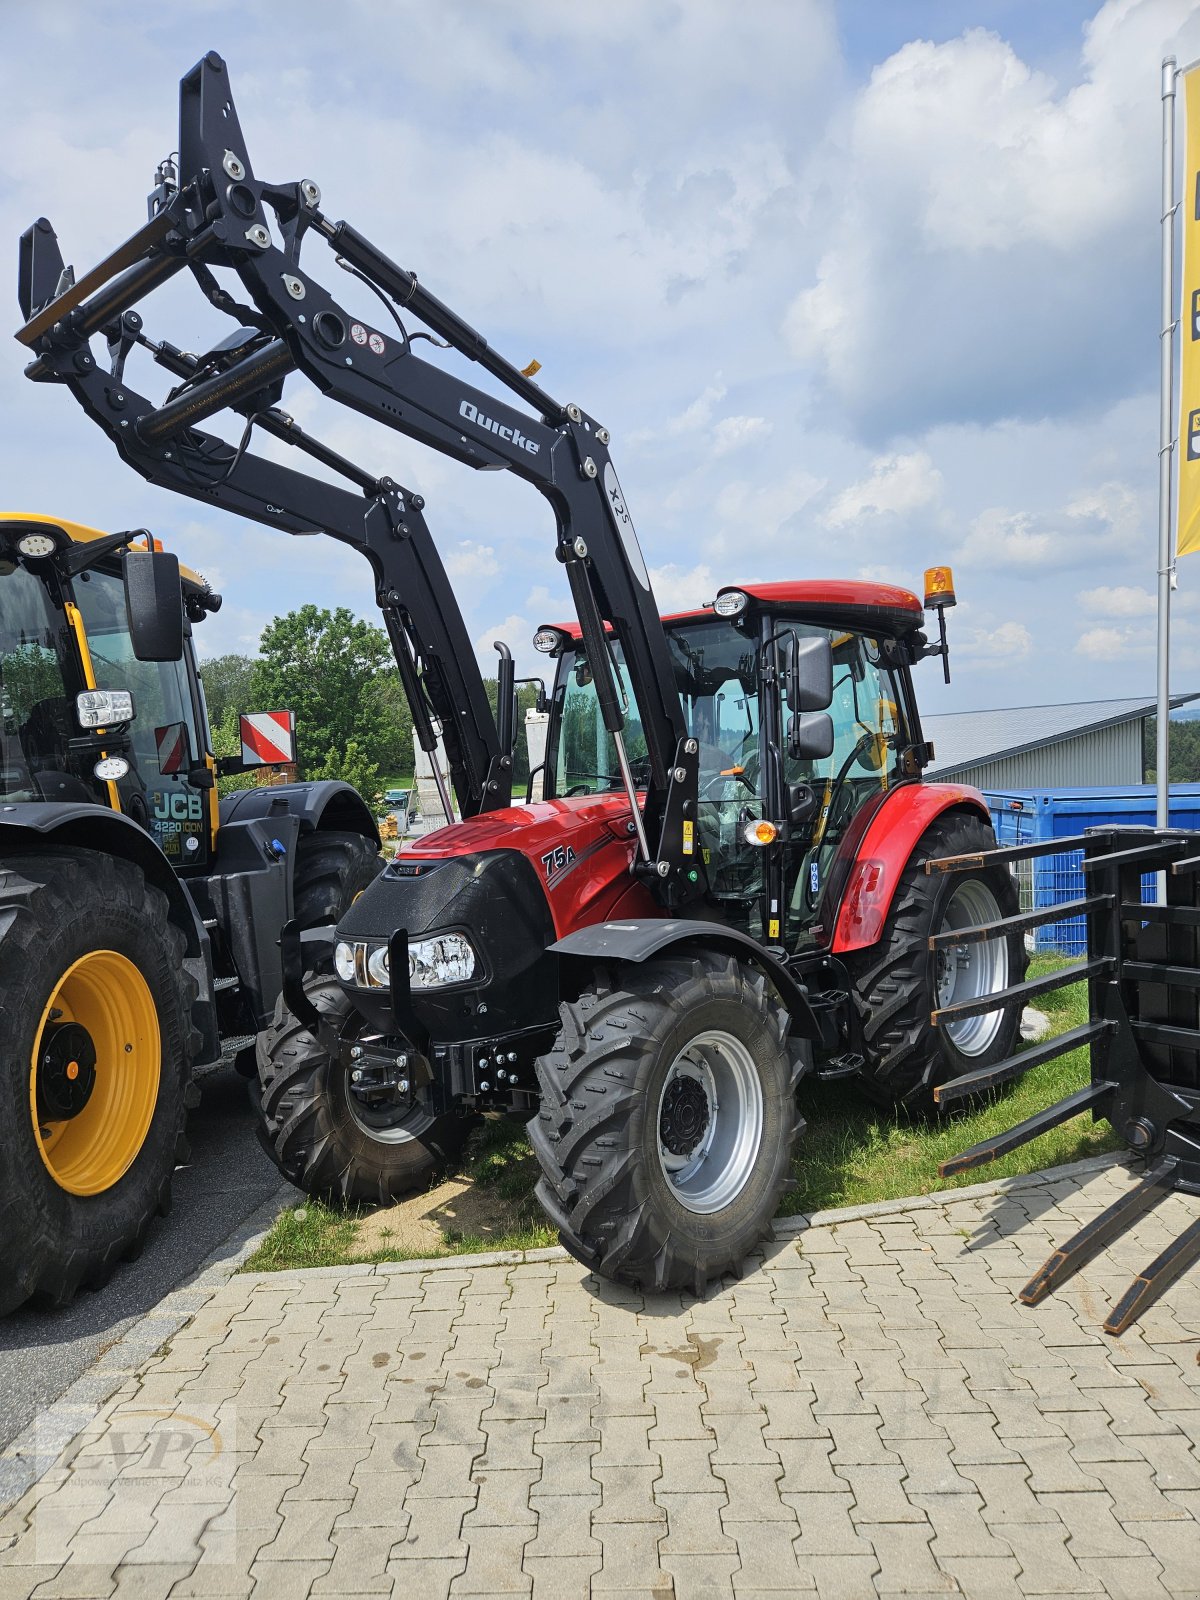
[
  {"xmin": 923, "ymin": 565, "xmax": 956, "ymax": 609},
  {"xmin": 743, "ymin": 819, "xmax": 778, "ymax": 847}
]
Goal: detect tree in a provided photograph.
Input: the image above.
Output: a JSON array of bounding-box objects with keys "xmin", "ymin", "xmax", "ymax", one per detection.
[
  {"xmin": 197, "ymin": 652, "xmax": 258, "ymax": 729},
  {"xmin": 254, "ymin": 606, "xmax": 394, "ymax": 793},
  {"xmin": 1144, "ymin": 716, "xmax": 1200, "ymax": 783}
]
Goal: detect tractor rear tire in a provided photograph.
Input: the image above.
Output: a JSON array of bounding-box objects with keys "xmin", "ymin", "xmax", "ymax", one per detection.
[
  {"xmin": 292, "ymin": 829, "xmax": 383, "ymax": 929},
  {"xmin": 255, "ymin": 974, "xmax": 467, "ymax": 1205},
  {"xmin": 0, "ymin": 850, "xmax": 196, "ymax": 1316},
  {"xmin": 529, "ymin": 954, "xmax": 804, "ymax": 1294},
  {"xmin": 845, "ymin": 812, "xmax": 1026, "ymax": 1112}
]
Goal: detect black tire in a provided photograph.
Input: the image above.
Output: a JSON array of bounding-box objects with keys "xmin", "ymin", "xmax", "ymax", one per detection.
[
  {"xmin": 0, "ymin": 849, "xmax": 196, "ymax": 1316},
  {"xmin": 529, "ymin": 954, "xmax": 804, "ymax": 1295},
  {"xmin": 255, "ymin": 973, "xmax": 468, "ymax": 1204},
  {"xmin": 234, "ymin": 829, "xmax": 382, "ymax": 1077},
  {"xmin": 845, "ymin": 812, "xmax": 1027, "ymax": 1112},
  {"xmin": 292, "ymin": 829, "xmax": 383, "ymax": 928}
]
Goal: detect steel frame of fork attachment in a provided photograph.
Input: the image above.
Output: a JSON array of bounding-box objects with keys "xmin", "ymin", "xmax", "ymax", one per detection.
[{"xmin": 925, "ymin": 826, "xmax": 1200, "ymax": 1333}]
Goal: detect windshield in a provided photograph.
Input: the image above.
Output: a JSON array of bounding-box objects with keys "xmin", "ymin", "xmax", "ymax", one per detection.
[
  {"xmin": 551, "ymin": 619, "xmax": 757, "ymax": 797},
  {"xmin": 73, "ymin": 566, "xmax": 210, "ymax": 866},
  {"xmin": 0, "ymin": 561, "xmax": 103, "ymax": 803}
]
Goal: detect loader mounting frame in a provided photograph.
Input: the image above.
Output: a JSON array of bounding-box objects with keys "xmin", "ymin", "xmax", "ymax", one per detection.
[{"xmin": 927, "ymin": 826, "xmax": 1200, "ymax": 1334}]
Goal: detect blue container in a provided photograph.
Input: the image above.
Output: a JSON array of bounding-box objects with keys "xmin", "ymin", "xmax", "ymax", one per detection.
[{"xmin": 981, "ymin": 785, "xmax": 1200, "ymax": 955}]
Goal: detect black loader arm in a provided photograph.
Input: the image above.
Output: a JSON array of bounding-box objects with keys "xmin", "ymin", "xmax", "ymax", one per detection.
[{"xmin": 15, "ymin": 50, "xmax": 700, "ymax": 901}]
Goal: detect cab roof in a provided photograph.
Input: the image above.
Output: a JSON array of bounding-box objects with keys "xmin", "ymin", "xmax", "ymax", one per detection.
[
  {"xmin": 0, "ymin": 511, "xmax": 209, "ymax": 591},
  {"xmin": 544, "ymin": 578, "xmax": 926, "ymax": 643}
]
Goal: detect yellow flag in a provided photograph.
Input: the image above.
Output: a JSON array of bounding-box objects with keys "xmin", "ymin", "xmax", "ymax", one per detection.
[{"xmin": 1178, "ymin": 65, "xmax": 1200, "ymax": 556}]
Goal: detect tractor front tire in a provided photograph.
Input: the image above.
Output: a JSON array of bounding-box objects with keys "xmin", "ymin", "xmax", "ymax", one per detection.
[
  {"xmin": 0, "ymin": 850, "xmax": 195, "ymax": 1316},
  {"xmin": 845, "ymin": 811, "xmax": 1026, "ymax": 1112},
  {"xmin": 529, "ymin": 954, "xmax": 803, "ymax": 1294},
  {"xmin": 255, "ymin": 974, "xmax": 466, "ymax": 1205},
  {"xmin": 292, "ymin": 829, "xmax": 383, "ymax": 929}
]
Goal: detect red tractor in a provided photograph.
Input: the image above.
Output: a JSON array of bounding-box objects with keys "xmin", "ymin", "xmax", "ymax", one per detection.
[{"xmin": 18, "ymin": 53, "xmax": 1029, "ymax": 1293}]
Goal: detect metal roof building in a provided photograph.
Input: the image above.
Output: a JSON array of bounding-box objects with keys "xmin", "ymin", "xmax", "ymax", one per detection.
[{"xmin": 922, "ymin": 696, "xmax": 1197, "ymax": 790}]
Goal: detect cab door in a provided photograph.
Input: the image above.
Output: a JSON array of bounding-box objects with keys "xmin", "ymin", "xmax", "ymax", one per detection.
[{"xmin": 775, "ymin": 630, "xmax": 909, "ymax": 949}]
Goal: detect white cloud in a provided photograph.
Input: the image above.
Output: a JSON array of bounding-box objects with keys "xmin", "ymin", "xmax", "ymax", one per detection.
[
  {"xmin": 958, "ymin": 619, "xmax": 1034, "ymax": 663},
  {"xmin": 445, "ymin": 541, "xmax": 500, "ymax": 581},
  {"xmin": 825, "ymin": 450, "xmax": 942, "ymax": 528},
  {"xmin": 712, "ymin": 416, "xmax": 772, "ymax": 455},
  {"xmin": 784, "ymin": 2, "xmax": 1200, "ymax": 436},
  {"xmin": 647, "ymin": 563, "xmax": 715, "ymax": 614},
  {"xmin": 959, "ymin": 509, "xmax": 1055, "ymax": 568},
  {"xmin": 1078, "ymin": 584, "xmax": 1157, "ymax": 617},
  {"xmin": 1075, "ymin": 623, "xmax": 1154, "ymax": 659}
]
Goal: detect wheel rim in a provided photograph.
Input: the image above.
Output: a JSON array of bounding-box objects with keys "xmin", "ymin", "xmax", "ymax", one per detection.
[
  {"xmin": 345, "ymin": 1079, "xmax": 435, "ymax": 1144},
  {"xmin": 29, "ymin": 950, "xmax": 161, "ymax": 1195},
  {"xmin": 656, "ymin": 1030, "xmax": 764, "ymax": 1215},
  {"xmin": 935, "ymin": 878, "xmax": 1009, "ymax": 1057}
]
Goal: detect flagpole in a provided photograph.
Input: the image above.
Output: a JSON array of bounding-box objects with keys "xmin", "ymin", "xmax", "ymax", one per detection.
[{"xmin": 1157, "ymin": 55, "xmax": 1178, "ymax": 843}]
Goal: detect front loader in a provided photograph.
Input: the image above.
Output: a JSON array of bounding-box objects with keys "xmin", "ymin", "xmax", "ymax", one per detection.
[
  {"xmin": 16, "ymin": 51, "xmax": 1198, "ymax": 1324},
  {"xmin": 0, "ymin": 510, "xmax": 381, "ymax": 1313}
]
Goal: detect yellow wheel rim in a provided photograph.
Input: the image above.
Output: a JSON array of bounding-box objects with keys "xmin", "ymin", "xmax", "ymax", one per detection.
[{"xmin": 29, "ymin": 950, "xmax": 161, "ymax": 1196}]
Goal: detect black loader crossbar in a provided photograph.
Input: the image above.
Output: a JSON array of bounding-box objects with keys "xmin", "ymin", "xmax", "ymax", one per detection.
[
  {"xmin": 16, "ymin": 51, "xmax": 701, "ymax": 898},
  {"xmin": 926, "ymin": 826, "xmax": 1200, "ymax": 1333}
]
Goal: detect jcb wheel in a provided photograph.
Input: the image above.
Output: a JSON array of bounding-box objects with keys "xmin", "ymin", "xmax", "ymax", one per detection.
[
  {"xmin": 529, "ymin": 954, "xmax": 804, "ymax": 1294},
  {"xmin": 0, "ymin": 850, "xmax": 195, "ymax": 1316},
  {"xmin": 292, "ymin": 829, "xmax": 382, "ymax": 929},
  {"xmin": 255, "ymin": 974, "xmax": 467, "ymax": 1204},
  {"xmin": 845, "ymin": 811, "xmax": 1026, "ymax": 1112}
]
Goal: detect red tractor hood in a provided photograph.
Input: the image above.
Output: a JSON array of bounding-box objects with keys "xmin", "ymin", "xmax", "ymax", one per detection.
[{"xmin": 398, "ymin": 795, "xmax": 658, "ymax": 937}]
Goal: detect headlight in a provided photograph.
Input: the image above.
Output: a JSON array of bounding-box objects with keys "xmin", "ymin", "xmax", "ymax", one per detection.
[
  {"xmin": 76, "ymin": 688, "xmax": 134, "ymax": 728},
  {"xmin": 333, "ymin": 932, "xmax": 478, "ymax": 989},
  {"xmin": 713, "ymin": 589, "xmax": 748, "ymax": 617},
  {"xmin": 409, "ymin": 933, "xmax": 477, "ymax": 988}
]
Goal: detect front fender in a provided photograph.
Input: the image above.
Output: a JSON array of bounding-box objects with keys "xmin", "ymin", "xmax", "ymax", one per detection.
[
  {"xmin": 550, "ymin": 917, "xmax": 829, "ymax": 1045},
  {"xmin": 829, "ymin": 783, "xmax": 991, "ymax": 954}
]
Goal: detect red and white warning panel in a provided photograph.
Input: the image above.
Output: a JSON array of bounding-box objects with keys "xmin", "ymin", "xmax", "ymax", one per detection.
[
  {"xmin": 155, "ymin": 721, "xmax": 188, "ymax": 775},
  {"xmin": 239, "ymin": 710, "xmax": 297, "ymax": 767}
]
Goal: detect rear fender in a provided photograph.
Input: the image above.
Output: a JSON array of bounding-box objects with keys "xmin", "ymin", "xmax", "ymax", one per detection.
[
  {"xmin": 218, "ymin": 779, "xmax": 381, "ymax": 848},
  {"xmin": 0, "ymin": 803, "xmax": 219, "ymax": 1064},
  {"xmin": 829, "ymin": 784, "xmax": 991, "ymax": 954},
  {"xmin": 550, "ymin": 918, "xmax": 831, "ymax": 1046}
]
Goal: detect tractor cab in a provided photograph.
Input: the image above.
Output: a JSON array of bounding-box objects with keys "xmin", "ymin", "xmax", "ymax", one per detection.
[
  {"xmin": 0, "ymin": 514, "xmax": 222, "ymax": 870},
  {"xmin": 535, "ymin": 578, "xmax": 934, "ymax": 952}
]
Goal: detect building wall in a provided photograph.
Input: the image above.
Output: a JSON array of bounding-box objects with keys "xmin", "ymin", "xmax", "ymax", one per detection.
[{"xmin": 939, "ymin": 719, "xmax": 1143, "ymax": 791}]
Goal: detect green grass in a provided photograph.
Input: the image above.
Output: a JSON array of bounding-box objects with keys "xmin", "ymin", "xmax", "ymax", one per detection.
[
  {"xmin": 783, "ymin": 956, "xmax": 1119, "ymax": 1215},
  {"xmin": 243, "ymin": 956, "xmax": 1117, "ymax": 1272}
]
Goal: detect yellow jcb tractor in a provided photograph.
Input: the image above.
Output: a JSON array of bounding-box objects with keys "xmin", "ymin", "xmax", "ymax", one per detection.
[{"xmin": 0, "ymin": 511, "xmax": 381, "ymax": 1314}]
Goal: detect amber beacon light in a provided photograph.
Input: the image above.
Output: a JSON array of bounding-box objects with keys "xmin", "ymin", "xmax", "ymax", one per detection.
[{"xmin": 923, "ymin": 565, "xmax": 956, "ymax": 610}]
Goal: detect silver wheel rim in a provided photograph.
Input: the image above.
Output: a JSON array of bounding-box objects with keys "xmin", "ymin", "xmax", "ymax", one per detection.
[
  {"xmin": 656, "ymin": 1030, "xmax": 764, "ymax": 1214},
  {"xmin": 935, "ymin": 878, "xmax": 1009, "ymax": 1057},
  {"xmin": 345, "ymin": 1082, "xmax": 435, "ymax": 1144}
]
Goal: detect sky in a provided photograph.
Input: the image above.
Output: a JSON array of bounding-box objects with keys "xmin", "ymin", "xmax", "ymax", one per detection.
[{"xmin": 3, "ymin": 0, "xmax": 1200, "ymax": 716}]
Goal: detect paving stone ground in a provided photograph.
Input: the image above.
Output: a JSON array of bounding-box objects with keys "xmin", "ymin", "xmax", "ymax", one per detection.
[{"xmin": 0, "ymin": 1156, "xmax": 1197, "ymax": 1599}]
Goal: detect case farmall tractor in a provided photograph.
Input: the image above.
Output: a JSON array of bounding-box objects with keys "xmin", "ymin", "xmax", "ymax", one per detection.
[
  {"xmin": 0, "ymin": 510, "xmax": 381, "ymax": 1313},
  {"xmin": 19, "ymin": 54, "xmax": 1199, "ymax": 1321}
]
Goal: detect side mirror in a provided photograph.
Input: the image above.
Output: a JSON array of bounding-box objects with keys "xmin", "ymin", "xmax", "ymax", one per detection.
[
  {"xmin": 124, "ymin": 550, "xmax": 184, "ymax": 662},
  {"xmin": 238, "ymin": 710, "xmax": 297, "ymax": 768},
  {"xmin": 784, "ymin": 634, "xmax": 833, "ymax": 713},
  {"xmin": 787, "ymin": 711, "xmax": 834, "ymax": 762}
]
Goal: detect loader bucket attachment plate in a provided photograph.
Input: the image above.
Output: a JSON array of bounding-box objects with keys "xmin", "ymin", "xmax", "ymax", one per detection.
[{"xmin": 926, "ymin": 826, "xmax": 1200, "ymax": 1333}]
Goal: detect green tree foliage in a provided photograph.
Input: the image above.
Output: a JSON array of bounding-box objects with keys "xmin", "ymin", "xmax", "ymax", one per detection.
[
  {"xmin": 1144, "ymin": 716, "xmax": 1200, "ymax": 783},
  {"xmin": 197, "ymin": 652, "xmax": 258, "ymax": 729},
  {"xmin": 210, "ymin": 705, "xmax": 259, "ymax": 798},
  {"xmin": 254, "ymin": 606, "xmax": 394, "ymax": 797}
]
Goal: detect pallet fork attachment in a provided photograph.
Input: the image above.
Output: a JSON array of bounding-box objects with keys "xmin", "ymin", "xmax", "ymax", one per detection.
[{"xmin": 927, "ymin": 827, "xmax": 1200, "ymax": 1332}]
